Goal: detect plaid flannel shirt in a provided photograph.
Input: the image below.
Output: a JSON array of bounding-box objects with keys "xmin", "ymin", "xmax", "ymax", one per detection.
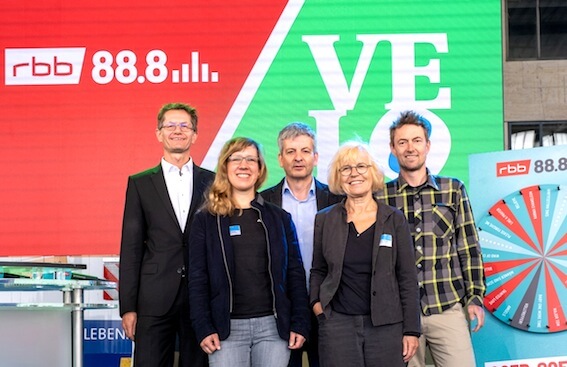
[{"xmin": 375, "ymin": 170, "xmax": 485, "ymax": 315}]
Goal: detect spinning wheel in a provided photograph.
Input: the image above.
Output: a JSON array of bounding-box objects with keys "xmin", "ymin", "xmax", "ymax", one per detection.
[{"xmin": 478, "ymin": 184, "xmax": 567, "ymax": 333}]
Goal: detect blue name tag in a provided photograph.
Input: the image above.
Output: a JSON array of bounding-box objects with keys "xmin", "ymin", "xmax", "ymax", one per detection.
[
  {"xmin": 379, "ymin": 233, "xmax": 392, "ymax": 247},
  {"xmin": 229, "ymin": 225, "xmax": 241, "ymax": 236}
]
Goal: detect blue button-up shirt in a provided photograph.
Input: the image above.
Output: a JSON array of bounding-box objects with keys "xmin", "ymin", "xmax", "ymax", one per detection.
[{"xmin": 281, "ymin": 179, "xmax": 317, "ymax": 289}]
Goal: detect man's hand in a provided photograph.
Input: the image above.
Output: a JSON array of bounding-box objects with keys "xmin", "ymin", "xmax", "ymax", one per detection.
[
  {"xmin": 200, "ymin": 333, "xmax": 221, "ymax": 354},
  {"xmin": 402, "ymin": 335, "xmax": 419, "ymax": 362},
  {"xmin": 288, "ymin": 332, "xmax": 306, "ymax": 350},
  {"xmin": 468, "ymin": 304, "xmax": 485, "ymax": 332},
  {"xmin": 122, "ymin": 312, "xmax": 137, "ymax": 341}
]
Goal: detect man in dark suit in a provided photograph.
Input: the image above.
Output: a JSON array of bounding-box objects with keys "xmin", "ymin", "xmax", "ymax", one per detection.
[
  {"xmin": 119, "ymin": 102, "xmax": 214, "ymax": 367},
  {"xmin": 261, "ymin": 122, "xmax": 342, "ymax": 367}
]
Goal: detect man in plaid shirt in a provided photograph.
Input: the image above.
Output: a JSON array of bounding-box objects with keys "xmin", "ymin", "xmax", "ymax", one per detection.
[{"xmin": 375, "ymin": 111, "xmax": 485, "ymax": 367}]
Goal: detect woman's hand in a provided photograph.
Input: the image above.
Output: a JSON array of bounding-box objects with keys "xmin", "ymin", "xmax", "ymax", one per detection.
[
  {"xmin": 402, "ymin": 335, "xmax": 419, "ymax": 362},
  {"xmin": 312, "ymin": 301, "xmax": 323, "ymax": 316},
  {"xmin": 200, "ymin": 333, "xmax": 221, "ymax": 354},
  {"xmin": 288, "ymin": 332, "xmax": 306, "ymax": 349}
]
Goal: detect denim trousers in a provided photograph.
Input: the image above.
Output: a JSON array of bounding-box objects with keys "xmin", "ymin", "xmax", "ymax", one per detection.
[
  {"xmin": 318, "ymin": 311, "xmax": 406, "ymax": 367},
  {"xmin": 209, "ymin": 315, "xmax": 290, "ymax": 367}
]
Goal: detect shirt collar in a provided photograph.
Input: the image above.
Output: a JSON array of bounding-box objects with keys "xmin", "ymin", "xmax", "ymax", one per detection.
[
  {"xmin": 161, "ymin": 157, "xmax": 193, "ymax": 175},
  {"xmin": 282, "ymin": 177, "xmax": 316, "ymax": 200},
  {"xmin": 396, "ymin": 168, "xmax": 439, "ymax": 192}
]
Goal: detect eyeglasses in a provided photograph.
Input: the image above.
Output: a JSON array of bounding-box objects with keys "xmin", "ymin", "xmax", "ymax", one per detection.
[
  {"xmin": 160, "ymin": 122, "xmax": 195, "ymax": 132},
  {"xmin": 227, "ymin": 156, "xmax": 259, "ymax": 165},
  {"xmin": 338, "ymin": 163, "xmax": 371, "ymax": 176}
]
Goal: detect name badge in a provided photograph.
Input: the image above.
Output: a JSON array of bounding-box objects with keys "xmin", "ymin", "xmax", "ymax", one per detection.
[
  {"xmin": 379, "ymin": 233, "xmax": 392, "ymax": 247},
  {"xmin": 229, "ymin": 225, "xmax": 241, "ymax": 236}
]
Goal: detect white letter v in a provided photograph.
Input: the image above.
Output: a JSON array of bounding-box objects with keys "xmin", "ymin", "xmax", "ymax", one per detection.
[{"xmin": 302, "ymin": 34, "xmax": 380, "ymax": 111}]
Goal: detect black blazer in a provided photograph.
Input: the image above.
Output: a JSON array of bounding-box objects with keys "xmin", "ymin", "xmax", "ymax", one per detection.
[
  {"xmin": 119, "ymin": 163, "xmax": 214, "ymax": 317},
  {"xmin": 260, "ymin": 178, "xmax": 342, "ymax": 211}
]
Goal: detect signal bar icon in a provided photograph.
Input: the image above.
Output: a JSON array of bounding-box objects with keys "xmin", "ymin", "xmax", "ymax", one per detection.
[{"xmin": 171, "ymin": 51, "xmax": 219, "ymax": 83}]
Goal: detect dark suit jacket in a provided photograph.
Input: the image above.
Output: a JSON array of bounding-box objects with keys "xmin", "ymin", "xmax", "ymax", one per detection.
[
  {"xmin": 310, "ymin": 199, "xmax": 421, "ymax": 336},
  {"xmin": 260, "ymin": 178, "xmax": 342, "ymax": 211},
  {"xmin": 119, "ymin": 163, "xmax": 214, "ymax": 317}
]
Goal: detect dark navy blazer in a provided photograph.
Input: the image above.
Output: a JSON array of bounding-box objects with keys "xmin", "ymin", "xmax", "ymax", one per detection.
[{"xmin": 188, "ymin": 195, "xmax": 311, "ymax": 343}]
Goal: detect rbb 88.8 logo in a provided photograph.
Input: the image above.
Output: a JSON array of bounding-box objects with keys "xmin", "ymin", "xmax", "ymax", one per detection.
[{"xmin": 91, "ymin": 50, "xmax": 168, "ymax": 84}]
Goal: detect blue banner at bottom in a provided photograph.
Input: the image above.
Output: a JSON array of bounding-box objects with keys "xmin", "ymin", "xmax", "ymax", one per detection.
[{"xmin": 84, "ymin": 320, "xmax": 132, "ymax": 367}]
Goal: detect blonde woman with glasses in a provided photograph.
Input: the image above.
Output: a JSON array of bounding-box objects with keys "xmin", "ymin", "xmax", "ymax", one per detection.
[{"xmin": 310, "ymin": 141, "xmax": 420, "ymax": 367}]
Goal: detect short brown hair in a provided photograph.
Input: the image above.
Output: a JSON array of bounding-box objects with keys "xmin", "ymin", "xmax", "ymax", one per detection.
[
  {"xmin": 157, "ymin": 102, "xmax": 198, "ymax": 132},
  {"xmin": 389, "ymin": 110, "xmax": 431, "ymax": 146}
]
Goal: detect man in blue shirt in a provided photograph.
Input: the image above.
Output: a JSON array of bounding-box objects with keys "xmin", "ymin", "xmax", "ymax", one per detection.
[{"xmin": 261, "ymin": 122, "xmax": 342, "ymax": 367}]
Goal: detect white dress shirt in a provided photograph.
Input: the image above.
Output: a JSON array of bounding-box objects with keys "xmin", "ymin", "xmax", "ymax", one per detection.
[{"xmin": 161, "ymin": 158, "xmax": 194, "ymax": 231}]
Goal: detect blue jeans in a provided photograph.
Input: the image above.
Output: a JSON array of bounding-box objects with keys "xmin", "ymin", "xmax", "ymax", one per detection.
[{"xmin": 209, "ymin": 315, "xmax": 290, "ymax": 367}]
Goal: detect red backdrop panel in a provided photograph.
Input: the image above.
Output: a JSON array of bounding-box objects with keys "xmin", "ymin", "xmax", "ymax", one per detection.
[{"xmin": 0, "ymin": 0, "xmax": 286, "ymax": 255}]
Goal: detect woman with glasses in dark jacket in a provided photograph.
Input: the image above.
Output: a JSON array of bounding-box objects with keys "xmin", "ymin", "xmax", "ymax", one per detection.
[
  {"xmin": 188, "ymin": 137, "xmax": 310, "ymax": 367},
  {"xmin": 310, "ymin": 141, "xmax": 420, "ymax": 367}
]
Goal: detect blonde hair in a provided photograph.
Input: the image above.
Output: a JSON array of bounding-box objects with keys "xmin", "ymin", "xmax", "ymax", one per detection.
[
  {"xmin": 206, "ymin": 137, "xmax": 267, "ymax": 216},
  {"xmin": 327, "ymin": 141, "xmax": 384, "ymax": 195}
]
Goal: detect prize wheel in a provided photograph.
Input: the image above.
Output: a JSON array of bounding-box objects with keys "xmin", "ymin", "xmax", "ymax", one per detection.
[{"xmin": 478, "ymin": 184, "xmax": 567, "ymax": 333}]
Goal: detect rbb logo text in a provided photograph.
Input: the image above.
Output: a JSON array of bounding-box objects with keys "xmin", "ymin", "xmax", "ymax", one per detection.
[
  {"xmin": 496, "ymin": 159, "xmax": 531, "ymax": 177},
  {"xmin": 14, "ymin": 56, "xmax": 73, "ymax": 77},
  {"xmin": 5, "ymin": 47, "xmax": 85, "ymax": 85}
]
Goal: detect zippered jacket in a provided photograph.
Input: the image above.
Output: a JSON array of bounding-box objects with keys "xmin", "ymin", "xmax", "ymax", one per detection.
[{"xmin": 188, "ymin": 194, "xmax": 311, "ymax": 343}]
